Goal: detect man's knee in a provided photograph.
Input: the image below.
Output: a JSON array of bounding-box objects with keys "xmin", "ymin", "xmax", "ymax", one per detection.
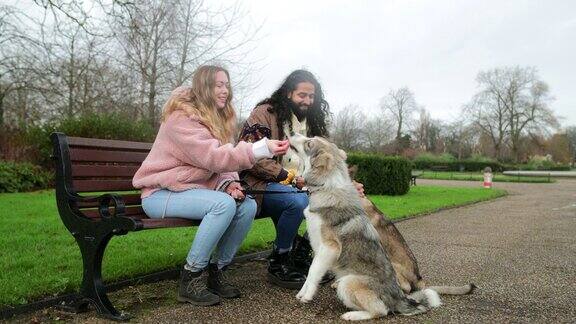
[{"xmin": 289, "ymin": 194, "xmax": 309, "ymax": 212}]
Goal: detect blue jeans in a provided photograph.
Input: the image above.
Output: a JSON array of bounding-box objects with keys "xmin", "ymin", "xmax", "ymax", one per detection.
[
  {"xmin": 260, "ymin": 183, "xmax": 309, "ymax": 250},
  {"xmin": 142, "ymin": 189, "xmax": 257, "ymax": 271}
]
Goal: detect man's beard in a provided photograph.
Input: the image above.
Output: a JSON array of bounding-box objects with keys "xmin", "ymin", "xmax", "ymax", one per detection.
[{"xmin": 288, "ymin": 100, "xmax": 309, "ymax": 121}]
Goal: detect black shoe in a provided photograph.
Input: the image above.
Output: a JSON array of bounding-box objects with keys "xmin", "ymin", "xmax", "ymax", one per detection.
[
  {"xmin": 291, "ymin": 234, "xmax": 335, "ymax": 285},
  {"xmin": 291, "ymin": 234, "xmax": 313, "ymax": 273},
  {"xmin": 177, "ymin": 267, "xmax": 221, "ymax": 306},
  {"xmin": 267, "ymin": 249, "xmax": 306, "ymax": 290},
  {"xmin": 207, "ymin": 263, "xmax": 241, "ymax": 298}
]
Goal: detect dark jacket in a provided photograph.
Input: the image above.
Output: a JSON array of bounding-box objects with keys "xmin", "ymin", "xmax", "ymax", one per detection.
[{"xmin": 238, "ymin": 104, "xmax": 289, "ymax": 212}]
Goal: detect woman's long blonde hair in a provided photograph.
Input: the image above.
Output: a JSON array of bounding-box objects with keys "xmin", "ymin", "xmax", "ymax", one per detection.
[{"xmin": 162, "ymin": 65, "xmax": 236, "ymax": 144}]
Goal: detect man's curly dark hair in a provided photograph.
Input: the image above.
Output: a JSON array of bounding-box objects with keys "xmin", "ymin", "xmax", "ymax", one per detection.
[{"xmin": 257, "ymin": 69, "xmax": 331, "ymax": 138}]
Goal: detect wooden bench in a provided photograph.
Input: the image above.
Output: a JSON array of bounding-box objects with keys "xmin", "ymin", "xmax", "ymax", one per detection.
[
  {"xmin": 50, "ymin": 132, "xmax": 267, "ymax": 320},
  {"xmin": 410, "ymin": 170, "xmax": 422, "ymax": 186},
  {"xmin": 430, "ymin": 165, "xmax": 450, "ymax": 172}
]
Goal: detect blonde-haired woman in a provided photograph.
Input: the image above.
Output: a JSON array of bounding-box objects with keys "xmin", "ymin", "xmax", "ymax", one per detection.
[{"xmin": 133, "ymin": 65, "xmax": 289, "ymax": 306}]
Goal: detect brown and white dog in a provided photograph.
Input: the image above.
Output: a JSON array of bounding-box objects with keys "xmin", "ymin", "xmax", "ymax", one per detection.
[
  {"xmin": 290, "ymin": 135, "xmax": 442, "ymax": 320},
  {"xmin": 349, "ymin": 165, "xmax": 475, "ymax": 296}
]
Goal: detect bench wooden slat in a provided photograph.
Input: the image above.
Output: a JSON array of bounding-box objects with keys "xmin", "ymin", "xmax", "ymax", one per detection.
[
  {"xmin": 81, "ymin": 206, "xmax": 145, "ymax": 219},
  {"xmin": 68, "ymin": 137, "xmax": 152, "ymax": 151},
  {"xmin": 70, "ymin": 148, "xmax": 148, "ymax": 163},
  {"xmin": 76, "ymin": 193, "xmax": 142, "ymax": 208},
  {"xmin": 73, "ymin": 179, "xmax": 135, "ymax": 192},
  {"xmin": 72, "ymin": 164, "xmax": 141, "ymax": 178},
  {"xmin": 141, "ymin": 218, "xmax": 200, "ymax": 229}
]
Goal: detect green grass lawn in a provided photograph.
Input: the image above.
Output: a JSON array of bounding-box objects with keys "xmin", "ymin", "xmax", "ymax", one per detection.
[
  {"xmin": 418, "ymin": 170, "xmax": 554, "ymax": 183},
  {"xmin": 0, "ymin": 186, "xmax": 505, "ymax": 307}
]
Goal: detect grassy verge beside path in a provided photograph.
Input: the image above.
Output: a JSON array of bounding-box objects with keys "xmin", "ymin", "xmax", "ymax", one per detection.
[
  {"xmin": 0, "ymin": 186, "xmax": 505, "ymax": 307},
  {"xmin": 418, "ymin": 170, "xmax": 554, "ymax": 183},
  {"xmin": 370, "ymin": 185, "xmax": 506, "ymax": 220}
]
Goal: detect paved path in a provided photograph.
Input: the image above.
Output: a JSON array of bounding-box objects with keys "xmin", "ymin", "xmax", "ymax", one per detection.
[
  {"xmin": 503, "ymin": 170, "xmax": 576, "ymax": 177},
  {"xmin": 15, "ymin": 179, "xmax": 576, "ymax": 323}
]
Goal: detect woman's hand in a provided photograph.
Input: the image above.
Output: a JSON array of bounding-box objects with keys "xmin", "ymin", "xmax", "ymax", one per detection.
[
  {"xmin": 267, "ymin": 139, "xmax": 290, "ymax": 155},
  {"xmin": 352, "ymin": 180, "xmax": 365, "ymax": 197},
  {"xmin": 226, "ymin": 182, "xmax": 245, "ymax": 201}
]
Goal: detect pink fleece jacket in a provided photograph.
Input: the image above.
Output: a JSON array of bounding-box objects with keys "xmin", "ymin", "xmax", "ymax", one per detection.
[{"xmin": 133, "ymin": 110, "xmax": 257, "ymax": 198}]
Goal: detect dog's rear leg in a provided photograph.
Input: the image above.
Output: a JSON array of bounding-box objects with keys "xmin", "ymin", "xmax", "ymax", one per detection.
[
  {"xmin": 337, "ymin": 275, "xmax": 388, "ymax": 321},
  {"xmin": 296, "ymin": 244, "xmax": 338, "ymax": 303}
]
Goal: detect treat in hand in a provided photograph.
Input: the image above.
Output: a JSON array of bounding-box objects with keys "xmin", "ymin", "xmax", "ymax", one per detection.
[{"xmin": 280, "ymin": 169, "xmax": 296, "ymax": 185}]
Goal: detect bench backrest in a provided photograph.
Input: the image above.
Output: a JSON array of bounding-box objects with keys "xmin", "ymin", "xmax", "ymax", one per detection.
[{"xmin": 51, "ymin": 132, "xmax": 151, "ymax": 220}]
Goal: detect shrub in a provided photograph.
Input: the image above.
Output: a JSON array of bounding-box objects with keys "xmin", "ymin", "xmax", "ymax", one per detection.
[
  {"xmin": 504, "ymin": 163, "xmax": 571, "ymax": 171},
  {"xmin": 24, "ymin": 113, "xmax": 157, "ymax": 167},
  {"xmin": 413, "ymin": 152, "xmax": 456, "ymax": 164},
  {"xmin": 347, "ymin": 153, "xmax": 411, "ymax": 195},
  {"xmin": 466, "ymin": 154, "xmax": 497, "ymax": 163},
  {"xmin": 0, "ymin": 161, "xmax": 53, "ymax": 193},
  {"xmin": 411, "ymin": 153, "xmax": 501, "ymax": 172},
  {"xmin": 548, "ymin": 165, "xmax": 571, "ymax": 171}
]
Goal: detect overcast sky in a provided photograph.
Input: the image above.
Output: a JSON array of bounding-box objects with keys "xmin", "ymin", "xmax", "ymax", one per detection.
[
  {"xmin": 223, "ymin": 0, "xmax": 576, "ymax": 127},
  {"xmin": 6, "ymin": 1, "xmax": 575, "ymax": 127}
]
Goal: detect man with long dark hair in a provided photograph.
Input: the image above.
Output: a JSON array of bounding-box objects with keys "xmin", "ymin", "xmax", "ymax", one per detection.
[{"xmin": 239, "ymin": 69, "xmax": 331, "ymax": 289}]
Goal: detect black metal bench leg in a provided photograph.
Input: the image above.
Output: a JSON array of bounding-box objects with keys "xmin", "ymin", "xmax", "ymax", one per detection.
[{"xmin": 75, "ymin": 232, "xmax": 131, "ymax": 321}]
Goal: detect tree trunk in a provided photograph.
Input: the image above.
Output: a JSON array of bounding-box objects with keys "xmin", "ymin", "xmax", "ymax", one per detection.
[
  {"xmin": 0, "ymin": 91, "xmax": 5, "ymax": 126},
  {"xmin": 68, "ymin": 38, "xmax": 75, "ymax": 116}
]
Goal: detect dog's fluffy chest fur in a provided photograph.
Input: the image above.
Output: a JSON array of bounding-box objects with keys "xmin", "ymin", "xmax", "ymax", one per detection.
[{"xmin": 303, "ymin": 207, "xmax": 324, "ymax": 254}]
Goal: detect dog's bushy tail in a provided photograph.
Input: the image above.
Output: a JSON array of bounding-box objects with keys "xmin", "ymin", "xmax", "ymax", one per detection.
[
  {"xmin": 428, "ymin": 283, "xmax": 476, "ymax": 295},
  {"xmin": 396, "ymin": 289, "xmax": 442, "ymax": 316}
]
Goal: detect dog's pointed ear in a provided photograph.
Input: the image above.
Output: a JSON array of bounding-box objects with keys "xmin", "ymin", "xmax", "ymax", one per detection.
[
  {"xmin": 312, "ymin": 151, "xmax": 333, "ymax": 172},
  {"xmin": 330, "ymin": 143, "xmax": 347, "ymax": 160}
]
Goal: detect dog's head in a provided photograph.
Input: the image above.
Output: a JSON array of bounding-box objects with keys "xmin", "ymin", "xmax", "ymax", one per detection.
[{"xmin": 289, "ymin": 133, "xmax": 350, "ymax": 187}]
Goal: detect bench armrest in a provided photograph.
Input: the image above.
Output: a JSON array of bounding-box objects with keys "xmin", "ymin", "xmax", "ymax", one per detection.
[{"xmin": 66, "ymin": 191, "xmax": 127, "ymax": 219}]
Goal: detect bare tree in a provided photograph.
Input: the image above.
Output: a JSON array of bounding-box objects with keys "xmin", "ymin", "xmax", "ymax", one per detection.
[
  {"xmin": 464, "ymin": 72, "xmax": 509, "ymax": 159},
  {"xmin": 0, "ymin": 5, "xmax": 32, "ymax": 126},
  {"xmin": 509, "ymin": 78, "xmax": 558, "ymax": 161},
  {"xmin": 412, "ymin": 107, "xmax": 444, "ymax": 152},
  {"xmin": 380, "ymin": 87, "xmax": 417, "ymax": 140},
  {"xmin": 466, "ymin": 66, "xmax": 558, "ymax": 162},
  {"xmin": 110, "ymin": 0, "xmax": 261, "ymax": 127},
  {"xmin": 363, "ymin": 113, "xmax": 393, "ymax": 153},
  {"xmin": 565, "ymin": 126, "xmax": 576, "ymax": 167},
  {"xmin": 443, "ymin": 119, "xmax": 478, "ymax": 159},
  {"xmin": 331, "ymin": 105, "xmax": 366, "ymax": 151}
]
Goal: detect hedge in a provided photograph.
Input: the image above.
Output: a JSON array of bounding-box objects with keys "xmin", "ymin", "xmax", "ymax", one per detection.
[
  {"xmin": 502, "ymin": 164, "xmax": 572, "ymax": 171},
  {"xmin": 24, "ymin": 113, "xmax": 157, "ymax": 167},
  {"xmin": 412, "ymin": 160, "xmax": 504, "ymax": 172},
  {"xmin": 347, "ymin": 153, "xmax": 411, "ymax": 196},
  {"xmin": 0, "ymin": 161, "xmax": 53, "ymax": 193}
]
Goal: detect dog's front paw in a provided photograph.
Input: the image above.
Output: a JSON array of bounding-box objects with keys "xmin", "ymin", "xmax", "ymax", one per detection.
[
  {"xmin": 296, "ymin": 284, "xmax": 317, "ymax": 303},
  {"xmin": 296, "ymin": 287, "xmax": 306, "ymax": 300},
  {"xmin": 296, "ymin": 293, "xmax": 312, "ymax": 303}
]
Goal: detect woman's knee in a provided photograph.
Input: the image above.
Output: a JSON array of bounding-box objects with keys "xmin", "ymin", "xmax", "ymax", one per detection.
[
  {"xmin": 213, "ymin": 194, "xmax": 237, "ymax": 218},
  {"xmin": 236, "ymin": 198, "xmax": 257, "ymax": 220}
]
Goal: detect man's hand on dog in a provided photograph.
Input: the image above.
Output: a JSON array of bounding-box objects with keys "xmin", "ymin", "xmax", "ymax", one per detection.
[
  {"xmin": 353, "ymin": 181, "xmax": 365, "ymax": 197},
  {"xmin": 294, "ymin": 176, "xmax": 306, "ymax": 189}
]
